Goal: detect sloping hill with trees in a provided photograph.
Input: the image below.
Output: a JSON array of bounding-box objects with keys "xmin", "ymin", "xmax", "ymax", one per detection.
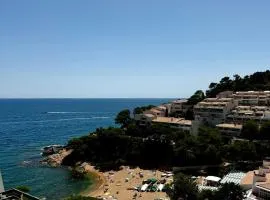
[{"xmin": 206, "ymin": 70, "xmax": 270, "ymax": 97}]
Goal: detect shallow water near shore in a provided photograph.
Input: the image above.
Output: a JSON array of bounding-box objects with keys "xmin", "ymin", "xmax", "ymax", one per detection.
[{"xmin": 0, "ymin": 98, "xmax": 171, "ymax": 199}]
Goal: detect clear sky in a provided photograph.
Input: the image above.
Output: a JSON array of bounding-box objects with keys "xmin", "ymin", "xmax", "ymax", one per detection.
[{"xmin": 0, "ymin": 0, "xmax": 270, "ymax": 98}]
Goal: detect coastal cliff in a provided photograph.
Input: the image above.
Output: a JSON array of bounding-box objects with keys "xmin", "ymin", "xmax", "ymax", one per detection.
[{"xmin": 42, "ymin": 149, "xmax": 73, "ymax": 167}]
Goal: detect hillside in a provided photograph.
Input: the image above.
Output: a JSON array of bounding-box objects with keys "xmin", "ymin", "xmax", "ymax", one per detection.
[{"xmin": 206, "ymin": 70, "xmax": 270, "ymax": 97}]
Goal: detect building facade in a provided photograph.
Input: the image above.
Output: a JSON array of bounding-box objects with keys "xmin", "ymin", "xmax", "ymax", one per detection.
[
  {"xmin": 216, "ymin": 123, "xmax": 242, "ymax": 137},
  {"xmin": 232, "ymin": 91, "xmax": 270, "ymax": 106},
  {"xmin": 193, "ymin": 98, "xmax": 237, "ymax": 125}
]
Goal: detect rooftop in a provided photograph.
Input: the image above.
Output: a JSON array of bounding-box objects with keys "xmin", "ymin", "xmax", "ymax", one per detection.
[
  {"xmin": 172, "ymin": 99, "xmax": 188, "ymax": 104},
  {"xmin": 157, "ymin": 105, "xmax": 167, "ymax": 110},
  {"xmin": 204, "ymin": 98, "xmax": 233, "ymax": 102},
  {"xmin": 257, "ymin": 183, "xmax": 270, "ymax": 191},
  {"xmin": 143, "ymin": 114, "xmax": 155, "ymax": 118},
  {"xmin": 216, "ymin": 123, "xmax": 242, "ymax": 129},
  {"xmin": 220, "ymin": 171, "xmax": 246, "ymax": 185},
  {"xmin": 241, "ymin": 170, "xmax": 270, "ymax": 186},
  {"xmin": 152, "ymin": 117, "xmax": 192, "ymax": 126},
  {"xmin": 205, "ymin": 176, "xmax": 221, "ymax": 182}
]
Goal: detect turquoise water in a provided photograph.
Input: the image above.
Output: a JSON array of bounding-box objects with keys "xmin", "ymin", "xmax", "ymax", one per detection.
[{"xmin": 0, "ymin": 98, "xmax": 171, "ymax": 199}]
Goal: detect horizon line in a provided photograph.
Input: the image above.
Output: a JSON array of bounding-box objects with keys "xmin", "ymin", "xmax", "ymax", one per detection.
[{"xmin": 0, "ymin": 97, "xmax": 184, "ymax": 99}]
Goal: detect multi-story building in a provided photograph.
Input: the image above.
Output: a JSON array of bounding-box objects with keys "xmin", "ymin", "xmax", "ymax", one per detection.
[
  {"xmin": 216, "ymin": 91, "xmax": 233, "ymax": 98},
  {"xmin": 226, "ymin": 106, "xmax": 270, "ymax": 124},
  {"xmin": 134, "ymin": 113, "xmax": 156, "ymax": 126},
  {"xmin": 134, "ymin": 114, "xmax": 192, "ymax": 132},
  {"xmin": 216, "ymin": 123, "xmax": 242, "ymax": 137},
  {"xmin": 232, "ymin": 91, "xmax": 270, "ymax": 106},
  {"xmin": 152, "ymin": 117, "xmax": 192, "ymax": 132},
  {"xmin": 193, "ymin": 98, "xmax": 237, "ymax": 126},
  {"xmin": 143, "ymin": 106, "xmax": 167, "ymax": 117},
  {"xmin": 170, "ymin": 99, "xmax": 191, "ymax": 113}
]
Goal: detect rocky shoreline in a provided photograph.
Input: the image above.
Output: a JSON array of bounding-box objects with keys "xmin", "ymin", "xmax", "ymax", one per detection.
[{"xmin": 41, "ymin": 149, "xmax": 73, "ymax": 167}]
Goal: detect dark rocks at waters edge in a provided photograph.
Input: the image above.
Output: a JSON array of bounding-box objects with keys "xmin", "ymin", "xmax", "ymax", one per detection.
[
  {"xmin": 42, "ymin": 145, "xmax": 64, "ymax": 156},
  {"xmin": 40, "ymin": 149, "xmax": 73, "ymax": 167}
]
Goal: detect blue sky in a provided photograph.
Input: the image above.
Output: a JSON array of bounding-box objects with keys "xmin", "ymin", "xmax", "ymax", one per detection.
[{"xmin": 0, "ymin": 0, "xmax": 269, "ymax": 98}]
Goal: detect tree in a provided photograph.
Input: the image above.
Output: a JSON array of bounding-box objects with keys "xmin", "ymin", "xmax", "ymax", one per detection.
[
  {"xmin": 198, "ymin": 189, "xmax": 215, "ymax": 200},
  {"xmin": 206, "ymin": 70, "xmax": 270, "ymax": 97},
  {"xmin": 224, "ymin": 141, "xmax": 257, "ymax": 161},
  {"xmin": 71, "ymin": 168, "xmax": 86, "ymax": 180},
  {"xmin": 241, "ymin": 120, "xmax": 259, "ymax": 140},
  {"xmin": 64, "ymin": 195, "xmax": 99, "ymax": 200},
  {"xmin": 115, "ymin": 109, "xmax": 131, "ymax": 128},
  {"xmin": 185, "ymin": 109, "xmax": 194, "ymax": 120},
  {"xmin": 209, "ymin": 82, "xmax": 217, "ymax": 89},
  {"xmin": 16, "ymin": 185, "xmax": 30, "ymax": 193},
  {"xmin": 260, "ymin": 121, "xmax": 270, "ymax": 140},
  {"xmin": 215, "ymin": 183, "xmax": 245, "ymax": 200},
  {"xmin": 133, "ymin": 105, "xmax": 155, "ymax": 115},
  {"xmin": 167, "ymin": 173, "xmax": 198, "ymax": 200},
  {"xmin": 187, "ymin": 90, "xmax": 205, "ymax": 105}
]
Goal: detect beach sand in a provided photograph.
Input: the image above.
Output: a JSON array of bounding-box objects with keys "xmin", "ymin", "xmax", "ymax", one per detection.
[{"xmin": 81, "ymin": 164, "xmax": 171, "ymax": 200}]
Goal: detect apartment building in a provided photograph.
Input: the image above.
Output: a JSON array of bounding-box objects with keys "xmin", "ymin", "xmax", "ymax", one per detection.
[
  {"xmin": 226, "ymin": 106, "xmax": 270, "ymax": 124},
  {"xmin": 232, "ymin": 91, "xmax": 270, "ymax": 106},
  {"xmin": 134, "ymin": 113, "xmax": 156, "ymax": 126},
  {"xmin": 216, "ymin": 91, "xmax": 233, "ymax": 98},
  {"xmin": 152, "ymin": 117, "xmax": 192, "ymax": 132},
  {"xmin": 193, "ymin": 98, "xmax": 237, "ymax": 126},
  {"xmin": 143, "ymin": 106, "xmax": 167, "ymax": 117},
  {"xmin": 216, "ymin": 123, "xmax": 242, "ymax": 137},
  {"xmin": 170, "ymin": 99, "xmax": 191, "ymax": 113}
]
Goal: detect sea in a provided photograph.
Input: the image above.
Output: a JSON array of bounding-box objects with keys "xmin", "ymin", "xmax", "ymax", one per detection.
[{"xmin": 0, "ymin": 98, "xmax": 171, "ymax": 199}]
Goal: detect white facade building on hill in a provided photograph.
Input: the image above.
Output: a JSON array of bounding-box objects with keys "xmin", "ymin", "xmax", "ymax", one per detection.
[
  {"xmin": 226, "ymin": 105, "xmax": 270, "ymax": 124},
  {"xmin": 216, "ymin": 123, "xmax": 242, "ymax": 137},
  {"xmin": 152, "ymin": 117, "xmax": 192, "ymax": 132},
  {"xmin": 232, "ymin": 91, "xmax": 270, "ymax": 106},
  {"xmin": 170, "ymin": 99, "xmax": 191, "ymax": 113}
]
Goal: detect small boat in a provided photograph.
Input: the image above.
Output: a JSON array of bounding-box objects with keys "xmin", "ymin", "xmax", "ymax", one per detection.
[{"xmin": 42, "ymin": 145, "xmax": 63, "ymax": 156}]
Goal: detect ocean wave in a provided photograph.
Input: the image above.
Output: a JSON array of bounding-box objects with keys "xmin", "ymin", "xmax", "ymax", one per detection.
[
  {"xmin": 0, "ymin": 117, "xmax": 110, "ymax": 125},
  {"xmin": 91, "ymin": 116, "xmax": 110, "ymax": 119}
]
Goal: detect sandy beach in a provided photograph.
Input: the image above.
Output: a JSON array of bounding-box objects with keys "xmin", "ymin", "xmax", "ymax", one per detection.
[{"xmin": 81, "ymin": 163, "xmax": 171, "ymax": 200}]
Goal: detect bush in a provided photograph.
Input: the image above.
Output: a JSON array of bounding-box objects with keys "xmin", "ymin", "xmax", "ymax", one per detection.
[{"xmin": 15, "ymin": 185, "xmax": 30, "ymax": 193}]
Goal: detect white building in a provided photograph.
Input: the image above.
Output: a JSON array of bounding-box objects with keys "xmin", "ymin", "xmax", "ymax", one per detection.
[
  {"xmin": 194, "ymin": 98, "xmax": 237, "ymax": 126},
  {"xmin": 152, "ymin": 117, "xmax": 192, "ymax": 132},
  {"xmin": 216, "ymin": 123, "xmax": 242, "ymax": 137},
  {"xmin": 226, "ymin": 106, "xmax": 270, "ymax": 124},
  {"xmin": 232, "ymin": 91, "xmax": 270, "ymax": 106},
  {"xmin": 170, "ymin": 99, "xmax": 191, "ymax": 113},
  {"xmin": 134, "ymin": 113, "xmax": 156, "ymax": 126},
  {"xmin": 143, "ymin": 107, "xmax": 167, "ymax": 117}
]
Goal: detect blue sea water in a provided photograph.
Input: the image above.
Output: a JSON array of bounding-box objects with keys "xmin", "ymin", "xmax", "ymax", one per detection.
[{"xmin": 0, "ymin": 98, "xmax": 171, "ymax": 199}]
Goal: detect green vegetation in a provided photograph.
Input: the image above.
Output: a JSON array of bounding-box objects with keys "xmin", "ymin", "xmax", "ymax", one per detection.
[
  {"xmin": 240, "ymin": 120, "xmax": 270, "ymax": 140},
  {"xmin": 64, "ymin": 195, "xmax": 99, "ymax": 200},
  {"xmin": 241, "ymin": 120, "xmax": 259, "ymax": 140},
  {"xmin": 187, "ymin": 90, "xmax": 205, "ymax": 105},
  {"xmin": 133, "ymin": 105, "xmax": 155, "ymax": 114},
  {"xmin": 206, "ymin": 70, "xmax": 270, "ymax": 97},
  {"xmin": 62, "ymin": 70, "xmax": 270, "ymax": 199},
  {"xmin": 114, "ymin": 109, "xmax": 131, "ymax": 128},
  {"xmin": 167, "ymin": 173, "xmax": 198, "ymax": 200},
  {"xmin": 214, "ymin": 182, "xmax": 245, "ymax": 200},
  {"xmin": 15, "ymin": 185, "xmax": 30, "ymax": 193},
  {"xmin": 167, "ymin": 173, "xmax": 244, "ymax": 200},
  {"xmin": 260, "ymin": 121, "xmax": 270, "ymax": 140},
  {"xmin": 71, "ymin": 168, "xmax": 87, "ymax": 180},
  {"xmin": 63, "ymin": 115, "xmax": 270, "ymax": 170}
]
